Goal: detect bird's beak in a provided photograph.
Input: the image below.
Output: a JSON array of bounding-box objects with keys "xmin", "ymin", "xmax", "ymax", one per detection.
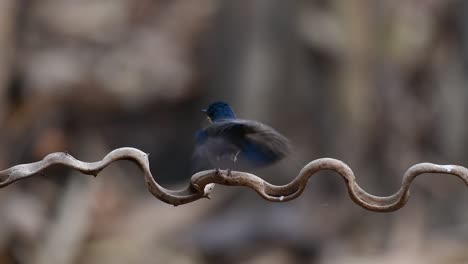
[{"xmin": 201, "ymin": 109, "xmax": 212, "ymax": 122}]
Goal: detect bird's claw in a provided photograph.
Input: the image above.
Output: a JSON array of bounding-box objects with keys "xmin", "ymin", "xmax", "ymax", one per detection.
[{"xmin": 231, "ymin": 151, "xmax": 240, "ymax": 162}]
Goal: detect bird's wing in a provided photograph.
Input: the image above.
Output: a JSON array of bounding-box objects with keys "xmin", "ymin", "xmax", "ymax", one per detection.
[
  {"xmin": 206, "ymin": 119, "xmax": 291, "ymax": 159},
  {"xmin": 243, "ymin": 122, "xmax": 291, "ymax": 159},
  {"xmin": 192, "ymin": 119, "xmax": 291, "ymax": 171}
]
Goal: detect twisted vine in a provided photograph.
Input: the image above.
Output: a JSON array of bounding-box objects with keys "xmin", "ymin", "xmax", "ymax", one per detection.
[{"xmin": 1, "ymin": 147, "xmax": 467, "ymax": 211}]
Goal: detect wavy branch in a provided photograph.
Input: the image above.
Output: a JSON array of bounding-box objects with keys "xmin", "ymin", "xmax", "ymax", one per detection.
[{"xmin": 0, "ymin": 147, "xmax": 467, "ymax": 211}]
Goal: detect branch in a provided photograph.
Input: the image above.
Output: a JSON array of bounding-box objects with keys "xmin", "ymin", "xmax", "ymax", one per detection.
[{"xmin": 1, "ymin": 147, "xmax": 467, "ymax": 211}]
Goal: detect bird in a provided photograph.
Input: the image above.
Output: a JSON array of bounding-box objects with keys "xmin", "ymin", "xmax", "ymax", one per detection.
[{"xmin": 193, "ymin": 101, "xmax": 290, "ymax": 172}]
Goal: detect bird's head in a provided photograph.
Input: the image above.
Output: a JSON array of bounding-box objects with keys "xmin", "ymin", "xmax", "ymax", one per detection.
[{"xmin": 202, "ymin": 101, "xmax": 237, "ymax": 122}]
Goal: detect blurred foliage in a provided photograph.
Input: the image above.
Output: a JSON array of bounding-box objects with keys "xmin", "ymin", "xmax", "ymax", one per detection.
[{"xmin": 0, "ymin": 0, "xmax": 467, "ymax": 263}]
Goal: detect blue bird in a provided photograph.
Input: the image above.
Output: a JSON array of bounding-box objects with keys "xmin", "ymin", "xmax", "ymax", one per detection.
[{"xmin": 194, "ymin": 101, "xmax": 291, "ymax": 171}]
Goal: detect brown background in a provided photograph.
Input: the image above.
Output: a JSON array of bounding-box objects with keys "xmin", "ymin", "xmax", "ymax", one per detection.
[{"xmin": 0, "ymin": 0, "xmax": 466, "ymax": 263}]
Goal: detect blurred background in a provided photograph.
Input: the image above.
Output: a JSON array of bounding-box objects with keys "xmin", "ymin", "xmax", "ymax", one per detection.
[{"xmin": 0, "ymin": 0, "xmax": 468, "ymax": 263}]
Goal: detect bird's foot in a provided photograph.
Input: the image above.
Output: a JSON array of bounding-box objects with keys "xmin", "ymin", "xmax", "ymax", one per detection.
[{"xmin": 231, "ymin": 151, "xmax": 240, "ymax": 162}]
